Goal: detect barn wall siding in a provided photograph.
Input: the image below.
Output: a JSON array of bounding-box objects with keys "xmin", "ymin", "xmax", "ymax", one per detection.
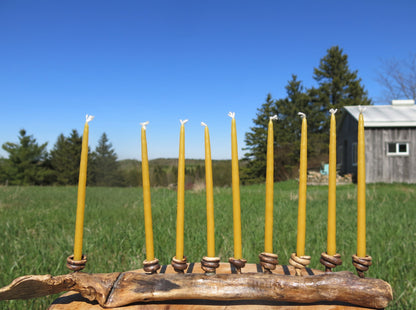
[
  {"xmin": 337, "ymin": 113, "xmax": 415, "ymax": 183},
  {"xmin": 366, "ymin": 128, "xmax": 416, "ymax": 183}
]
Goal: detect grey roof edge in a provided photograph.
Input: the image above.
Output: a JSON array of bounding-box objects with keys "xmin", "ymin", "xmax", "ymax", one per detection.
[{"xmin": 342, "ymin": 105, "xmax": 416, "ymax": 127}]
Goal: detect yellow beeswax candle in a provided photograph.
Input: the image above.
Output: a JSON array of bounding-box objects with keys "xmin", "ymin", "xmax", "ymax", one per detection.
[
  {"xmin": 228, "ymin": 112, "xmax": 242, "ymax": 259},
  {"xmin": 296, "ymin": 112, "xmax": 307, "ymax": 257},
  {"xmin": 176, "ymin": 119, "xmax": 188, "ymax": 260},
  {"xmin": 73, "ymin": 115, "xmax": 94, "ymax": 261},
  {"xmin": 327, "ymin": 109, "xmax": 337, "ymax": 256},
  {"xmin": 357, "ymin": 109, "xmax": 366, "ymax": 257},
  {"xmin": 202, "ymin": 122, "xmax": 215, "ymax": 257},
  {"xmin": 264, "ymin": 115, "xmax": 278, "ymax": 254},
  {"xmin": 141, "ymin": 121, "xmax": 154, "ymax": 261}
]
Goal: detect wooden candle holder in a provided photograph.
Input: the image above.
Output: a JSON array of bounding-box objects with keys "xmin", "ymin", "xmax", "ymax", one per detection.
[
  {"xmin": 142, "ymin": 258, "xmax": 160, "ymax": 274},
  {"xmin": 259, "ymin": 252, "xmax": 278, "ymax": 273},
  {"xmin": 320, "ymin": 252, "xmax": 342, "ymax": 272},
  {"xmin": 171, "ymin": 256, "xmax": 188, "ymax": 273},
  {"xmin": 66, "ymin": 254, "xmax": 87, "ymax": 272},
  {"xmin": 352, "ymin": 254, "xmax": 372, "ymax": 278},
  {"xmin": 0, "ymin": 262, "xmax": 392, "ymax": 310},
  {"xmin": 288, "ymin": 252, "xmax": 311, "ymax": 276}
]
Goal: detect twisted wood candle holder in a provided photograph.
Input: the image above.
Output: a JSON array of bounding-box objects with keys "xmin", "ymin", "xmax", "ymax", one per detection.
[
  {"xmin": 289, "ymin": 253, "xmax": 311, "ymax": 276},
  {"xmin": 201, "ymin": 256, "xmax": 220, "ymax": 274},
  {"xmin": 259, "ymin": 252, "xmax": 278, "ymax": 273},
  {"xmin": 320, "ymin": 252, "xmax": 342, "ymax": 272},
  {"xmin": 171, "ymin": 256, "xmax": 188, "ymax": 273},
  {"xmin": 66, "ymin": 254, "xmax": 87, "ymax": 272},
  {"xmin": 143, "ymin": 258, "xmax": 160, "ymax": 274},
  {"xmin": 352, "ymin": 254, "xmax": 372, "ymax": 278},
  {"xmin": 228, "ymin": 257, "xmax": 247, "ymax": 274}
]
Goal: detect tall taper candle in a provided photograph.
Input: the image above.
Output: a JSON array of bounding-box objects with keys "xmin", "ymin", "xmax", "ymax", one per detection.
[
  {"xmin": 327, "ymin": 109, "xmax": 337, "ymax": 256},
  {"xmin": 264, "ymin": 115, "xmax": 278, "ymax": 254},
  {"xmin": 357, "ymin": 108, "xmax": 366, "ymax": 257},
  {"xmin": 141, "ymin": 121, "xmax": 154, "ymax": 261},
  {"xmin": 229, "ymin": 112, "xmax": 242, "ymax": 260},
  {"xmin": 176, "ymin": 119, "xmax": 188, "ymax": 260},
  {"xmin": 202, "ymin": 122, "xmax": 215, "ymax": 257},
  {"xmin": 296, "ymin": 112, "xmax": 307, "ymax": 257},
  {"xmin": 73, "ymin": 115, "xmax": 94, "ymax": 261}
]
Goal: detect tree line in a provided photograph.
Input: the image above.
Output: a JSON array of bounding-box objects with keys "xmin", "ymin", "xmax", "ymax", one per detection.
[
  {"xmin": 242, "ymin": 46, "xmax": 371, "ymax": 183},
  {"xmin": 0, "ymin": 130, "xmax": 234, "ymax": 187},
  {"xmin": 1, "ymin": 46, "xmax": 411, "ymax": 187}
]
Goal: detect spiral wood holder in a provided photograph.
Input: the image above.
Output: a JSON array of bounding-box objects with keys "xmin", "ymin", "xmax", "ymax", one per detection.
[
  {"xmin": 320, "ymin": 252, "xmax": 342, "ymax": 272},
  {"xmin": 289, "ymin": 252, "xmax": 311, "ymax": 276},
  {"xmin": 352, "ymin": 254, "xmax": 372, "ymax": 278},
  {"xmin": 259, "ymin": 252, "xmax": 278, "ymax": 273},
  {"xmin": 201, "ymin": 256, "xmax": 220, "ymax": 274},
  {"xmin": 143, "ymin": 258, "xmax": 161, "ymax": 274},
  {"xmin": 228, "ymin": 257, "xmax": 247, "ymax": 274},
  {"xmin": 171, "ymin": 256, "xmax": 188, "ymax": 273},
  {"xmin": 66, "ymin": 254, "xmax": 87, "ymax": 272}
]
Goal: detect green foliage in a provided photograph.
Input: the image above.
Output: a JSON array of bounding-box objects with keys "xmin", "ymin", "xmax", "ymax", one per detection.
[
  {"xmin": 1, "ymin": 130, "xmax": 52, "ymax": 185},
  {"xmin": 0, "ymin": 183, "xmax": 414, "ymax": 309},
  {"xmin": 312, "ymin": 45, "xmax": 372, "ymax": 131},
  {"xmin": 89, "ymin": 133, "xmax": 124, "ymax": 187},
  {"xmin": 50, "ymin": 130, "xmax": 82, "ymax": 185},
  {"xmin": 244, "ymin": 46, "xmax": 372, "ymax": 184}
]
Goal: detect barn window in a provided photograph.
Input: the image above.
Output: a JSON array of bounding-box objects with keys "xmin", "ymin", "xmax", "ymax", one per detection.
[{"xmin": 387, "ymin": 142, "xmax": 409, "ymax": 156}]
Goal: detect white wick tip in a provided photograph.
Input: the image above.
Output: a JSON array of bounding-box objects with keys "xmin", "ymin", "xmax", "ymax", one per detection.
[
  {"xmin": 140, "ymin": 121, "xmax": 149, "ymax": 129},
  {"xmin": 358, "ymin": 105, "xmax": 366, "ymax": 114},
  {"xmin": 270, "ymin": 115, "xmax": 278, "ymax": 121},
  {"xmin": 298, "ymin": 112, "xmax": 306, "ymax": 118},
  {"xmin": 329, "ymin": 108, "xmax": 338, "ymax": 115},
  {"xmin": 86, "ymin": 115, "xmax": 94, "ymax": 123},
  {"xmin": 180, "ymin": 119, "xmax": 189, "ymax": 125},
  {"xmin": 228, "ymin": 112, "xmax": 235, "ymax": 119},
  {"xmin": 201, "ymin": 122, "xmax": 207, "ymax": 127}
]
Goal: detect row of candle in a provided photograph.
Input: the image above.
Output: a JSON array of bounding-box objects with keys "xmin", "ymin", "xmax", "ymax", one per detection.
[{"xmin": 72, "ymin": 109, "xmax": 367, "ymax": 263}]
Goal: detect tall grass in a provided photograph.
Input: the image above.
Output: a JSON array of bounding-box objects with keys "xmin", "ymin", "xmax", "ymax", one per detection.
[{"xmin": 0, "ymin": 182, "xmax": 414, "ymax": 309}]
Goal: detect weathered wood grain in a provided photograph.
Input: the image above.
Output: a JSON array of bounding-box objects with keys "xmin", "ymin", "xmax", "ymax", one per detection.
[{"xmin": 0, "ymin": 263, "xmax": 392, "ymax": 309}]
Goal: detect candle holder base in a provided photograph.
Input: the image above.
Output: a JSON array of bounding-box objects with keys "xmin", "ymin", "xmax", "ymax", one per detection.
[
  {"xmin": 171, "ymin": 256, "xmax": 188, "ymax": 273},
  {"xmin": 259, "ymin": 252, "xmax": 278, "ymax": 273},
  {"xmin": 352, "ymin": 254, "xmax": 372, "ymax": 278},
  {"xmin": 143, "ymin": 258, "xmax": 161, "ymax": 274},
  {"xmin": 228, "ymin": 257, "xmax": 247, "ymax": 274},
  {"xmin": 289, "ymin": 252, "xmax": 311, "ymax": 276},
  {"xmin": 201, "ymin": 256, "xmax": 220, "ymax": 275},
  {"xmin": 320, "ymin": 252, "xmax": 342, "ymax": 272},
  {"xmin": 66, "ymin": 255, "xmax": 87, "ymax": 272}
]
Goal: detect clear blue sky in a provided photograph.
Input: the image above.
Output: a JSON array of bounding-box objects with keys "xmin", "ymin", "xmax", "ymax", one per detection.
[{"xmin": 1, "ymin": 1, "xmax": 415, "ymax": 160}]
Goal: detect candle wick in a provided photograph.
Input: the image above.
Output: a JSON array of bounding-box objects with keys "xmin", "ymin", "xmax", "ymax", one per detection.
[
  {"xmin": 141, "ymin": 121, "xmax": 149, "ymax": 129},
  {"xmin": 201, "ymin": 122, "xmax": 207, "ymax": 127},
  {"xmin": 329, "ymin": 108, "xmax": 338, "ymax": 115},
  {"xmin": 86, "ymin": 115, "xmax": 95, "ymax": 123},
  {"xmin": 228, "ymin": 112, "xmax": 235, "ymax": 119},
  {"xmin": 180, "ymin": 119, "xmax": 189, "ymax": 125},
  {"xmin": 270, "ymin": 115, "xmax": 278, "ymax": 121},
  {"xmin": 298, "ymin": 112, "xmax": 306, "ymax": 119},
  {"xmin": 358, "ymin": 105, "xmax": 367, "ymax": 114}
]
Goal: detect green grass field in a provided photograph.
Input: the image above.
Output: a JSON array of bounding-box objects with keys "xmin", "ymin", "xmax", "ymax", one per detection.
[{"xmin": 0, "ymin": 181, "xmax": 415, "ymax": 309}]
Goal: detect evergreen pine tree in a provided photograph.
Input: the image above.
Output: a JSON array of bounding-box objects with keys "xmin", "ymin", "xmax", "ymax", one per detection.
[
  {"xmin": 50, "ymin": 130, "xmax": 82, "ymax": 185},
  {"xmin": 1, "ymin": 129, "xmax": 51, "ymax": 185},
  {"xmin": 313, "ymin": 46, "xmax": 371, "ymax": 132},
  {"xmin": 90, "ymin": 133, "xmax": 123, "ymax": 186}
]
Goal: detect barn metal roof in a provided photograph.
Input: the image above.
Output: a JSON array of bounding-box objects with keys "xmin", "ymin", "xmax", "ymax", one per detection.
[{"xmin": 343, "ymin": 103, "xmax": 416, "ymax": 127}]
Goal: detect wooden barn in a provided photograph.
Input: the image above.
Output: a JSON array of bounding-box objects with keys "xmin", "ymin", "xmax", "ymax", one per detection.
[{"xmin": 337, "ymin": 99, "xmax": 416, "ymax": 183}]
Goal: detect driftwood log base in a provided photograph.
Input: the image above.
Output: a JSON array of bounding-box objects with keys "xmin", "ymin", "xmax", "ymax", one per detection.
[{"xmin": 0, "ymin": 263, "xmax": 392, "ymax": 310}]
